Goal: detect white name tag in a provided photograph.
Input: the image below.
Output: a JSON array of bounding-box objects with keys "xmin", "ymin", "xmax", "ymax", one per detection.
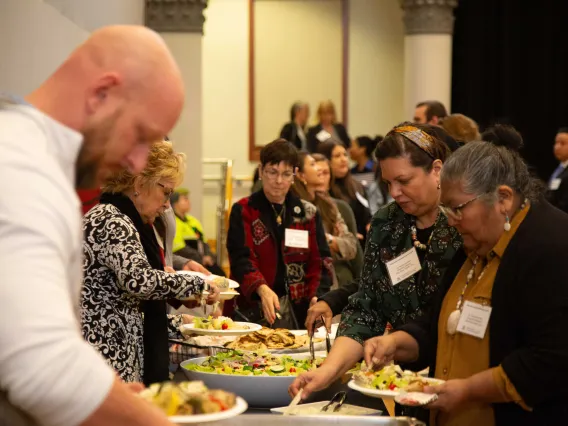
[
  {"xmin": 457, "ymin": 301, "xmax": 492, "ymax": 339},
  {"xmin": 285, "ymin": 229, "xmax": 309, "ymax": 249},
  {"xmin": 385, "ymin": 247, "xmax": 422, "ymax": 286},
  {"xmin": 550, "ymin": 178, "xmax": 561, "ymax": 191},
  {"xmin": 316, "ymin": 129, "xmax": 332, "ymax": 142}
]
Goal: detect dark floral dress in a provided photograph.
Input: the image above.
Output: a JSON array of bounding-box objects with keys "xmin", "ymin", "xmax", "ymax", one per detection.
[{"xmin": 338, "ymin": 202, "xmax": 462, "ymax": 344}]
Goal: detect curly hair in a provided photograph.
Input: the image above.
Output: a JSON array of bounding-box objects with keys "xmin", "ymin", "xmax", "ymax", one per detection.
[{"xmin": 102, "ymin": 140, "xmax": 186, "ymax": 193}]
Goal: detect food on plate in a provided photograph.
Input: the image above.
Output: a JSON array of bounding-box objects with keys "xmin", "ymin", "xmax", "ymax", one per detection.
[
  {"xmin": 352, "ymin": 364, "xmax": 433, "ymax": 392},
  {"xmin": 183, "ymin": 350, "xmax": 324, "ymax": 376},
  {"xmin": 226, "ymin": 327, "xmax": 321, "ymax": 351},
  {"xmin": 210, "ymin": 276, "xmax": 231, "ymax": 290},
  {"xmin": 139, "ymin": 381, "xmax": 236, "ymax": 416},
  {"xmin": 193, "ymin": 316, "xmax": 247, "ymax": 331}
]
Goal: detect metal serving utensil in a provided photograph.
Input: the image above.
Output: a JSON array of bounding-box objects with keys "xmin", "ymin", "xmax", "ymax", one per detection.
[{"xmin": 320, "ymin": 391, "xmax": 347, "ymax": 412}]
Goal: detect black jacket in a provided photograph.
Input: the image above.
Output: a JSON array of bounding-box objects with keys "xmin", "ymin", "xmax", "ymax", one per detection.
[
  {"xmin": 279, "ymin": 122, "xmax": 307, "ymax": 151},
  {"xmin": 546, "ymin": 166, "xmax": 568, "ymax": 213},
  {"xmin": 307, "ymin": 123, "xmax": 351, "ymax": 153},
  {"xmin": 400, "ymin": 199, "xmax": 568, "ymax": 426}
]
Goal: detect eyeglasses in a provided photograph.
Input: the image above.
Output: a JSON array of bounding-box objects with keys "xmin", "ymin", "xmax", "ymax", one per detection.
[
  {"xmin": 263, "ymin": 168, "xmax": 295, "ymax": 183},
  {"xmin": 439, "ymin": 194, "xmax": 483, "ymax": 221},
  {"xmin": 157, "ymin": 182, "xmax": 174, "ymax": 203}
]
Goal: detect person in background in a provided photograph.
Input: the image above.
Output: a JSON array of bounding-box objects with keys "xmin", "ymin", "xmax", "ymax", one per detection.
[
  {"xmin": 350, "ymin": 135, "xmax": 391, "ymax": 215},
  {"xmin": 293, "ymin": 123, "xmax": 462, "ymax": 400},
  {"xmin": 364, "ymin": 125, "xmax": 568, "ymax": 426},
  {"xmin": 81, "ymin": 141, "xmax": 219, "ymax": 385},
  {"xmin": 349, "ymin": 135, "xmax": 380, "ymax": 177},
  {"xmin": 279, "ymin": 101, "xmax": 310, "ymax": 151},
  {"xmin": 226, "ymin": 139, "xmax": 334, "ymax": 328},
  {"xmin": 317, "ymin": 139, "xmax": 371, "ymax": 246},
  {"xmin": 307, "ymin": 100, "xmax": 350, "ymax": 152},
  {"xmin": 170, "ymin": 188, "xmax": 226, "ymax": 277},
  {"xmin": 291, "ymin": 152, "xmax": 358, "ymax": 289},
  {"xmin": 546, "ymin": 127, "xmax": 568, "ymax": 213},
  {"xmin": 440, "ymin": 113, "xmax": 481, "ymax": 145},
  {"xmin": 414, "ymin": 100, "xmax": 448, "ymax": 125},
  {"xmin": 0, "ymin": 25, "xmax": 188, "ymax": 426},
  {"xmin": 312, "ymin": 153, "xmax": 365, "ymax": 286}
]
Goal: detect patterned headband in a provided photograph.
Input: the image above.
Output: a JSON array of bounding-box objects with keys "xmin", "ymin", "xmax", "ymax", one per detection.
[{"xmin": 392, "ymin": 125, "xmax": 436, "ymax": 159}]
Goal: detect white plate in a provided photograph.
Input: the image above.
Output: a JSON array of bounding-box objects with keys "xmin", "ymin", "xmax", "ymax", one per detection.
[
  {"xmin": 177, "ymin": 272, "xmax": 239, "ymax": 289},
  {"xmin": 185, "ymin": 290, "xmax": 239, "ymax": 302},
  {"xmin": 271, "ymin": 401, "xmax": 381, "ymax": 416},
  {"xmin": 169, "ymin": 396, "xmax": 247, "ymax": 424},
  {"xmin": 394, "ymin": 392, "xmax": 438, "ymax": 407},
  {"xmin": 348, "ymin": 378, "xmax": 445, "ymax": 399},
  {"xmin": 181, "ymin": 322, "xmax": 262, "ymax": 336}
]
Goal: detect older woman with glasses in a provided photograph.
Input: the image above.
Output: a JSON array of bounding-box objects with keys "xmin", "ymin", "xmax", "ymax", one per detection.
[
  {"xmin": 81, "ymin": 141, "xmax": 220, "ymax": 385},
  {"xmin": 362, "ymin": 125, "xmax": 568, "ymax": 426},
  {"xmin": 226, "ymin": 139, "xmax": 334, "ymax": 328}
]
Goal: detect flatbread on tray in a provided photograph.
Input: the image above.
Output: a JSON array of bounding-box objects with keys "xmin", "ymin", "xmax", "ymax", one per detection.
[{"xmin": 225, "ymin": 327, "xmax": 321, "ymax": 351}]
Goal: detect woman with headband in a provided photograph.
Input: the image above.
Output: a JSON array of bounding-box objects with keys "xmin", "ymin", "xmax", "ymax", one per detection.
[{"xmin": 291, "ymin": 122, "xmax": 463, "ymax": 400}]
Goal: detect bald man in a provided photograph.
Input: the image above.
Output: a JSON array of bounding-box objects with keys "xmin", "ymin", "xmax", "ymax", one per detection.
[{"xmin": 0, "ymin": 26, "xmax": 184, "ymax": 426}]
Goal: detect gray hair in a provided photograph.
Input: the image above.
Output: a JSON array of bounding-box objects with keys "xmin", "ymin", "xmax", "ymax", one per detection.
[{"xmin": 441, "ymin": 141, "xmax": 543, "ymax": 203}]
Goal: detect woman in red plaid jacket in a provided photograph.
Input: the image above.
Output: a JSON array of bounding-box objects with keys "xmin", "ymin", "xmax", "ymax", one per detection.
[{"xmin": 225, "ymin": 139, "xmax": 334, "ymax": 328}]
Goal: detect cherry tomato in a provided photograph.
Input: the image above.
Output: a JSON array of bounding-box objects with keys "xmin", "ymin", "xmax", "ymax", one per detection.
[
  {"xmin": 222, "ymin": 323, "xmax": 229, "ymax": 330},
  {"xmin": 389, "ymin": 383, "xmax": 397, "ymax": 390},
  {"xmin": 289, "ymin": 367, "xmax": 296, "ymax": 373},
  {"xmin": 253, "ymin": 363, "xmax": 260, "ymax": 369}
]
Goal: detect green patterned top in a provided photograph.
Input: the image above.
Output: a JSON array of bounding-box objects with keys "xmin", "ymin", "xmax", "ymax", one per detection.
[{"xmin": 337, "ymin": 202, "xmax": 463, "ymax": 344}]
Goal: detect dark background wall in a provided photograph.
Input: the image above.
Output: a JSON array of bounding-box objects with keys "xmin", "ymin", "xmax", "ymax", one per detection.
[{"xmin": 451, "ymin": 0, "xmax": 568, "ymax": 180}]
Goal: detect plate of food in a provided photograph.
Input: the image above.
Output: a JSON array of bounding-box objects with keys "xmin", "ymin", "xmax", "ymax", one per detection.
[
  {"xmin": 139, "ymin": 380, "xmax": 247, "ymax": 424},
  {"xmin": 181, "ymin": 350, "xmax": 326, "ymax": 407},
  {"xmin": 348, "ymin": 364, "xmax": 444, "ymax": 399},
  {"xmin": 177, "ymin": 272, "xmax": 239, "ymax": 290},
  {"xmin": 181, "ymin": 316, "xmax": 262, "ymax": 336},
  {"xmin": 226, "ymin": 327, "xmax": 324, "ymax": 352}
]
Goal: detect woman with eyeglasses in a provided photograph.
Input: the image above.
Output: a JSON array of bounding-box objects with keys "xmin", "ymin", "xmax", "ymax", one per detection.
[
  {"xmin": 290, "ymin": 122, "xmax": 462, "ymax": 399},
  {"xmin": 360, "ymin": 125, "xmax": 568, "ymax": 426},
  {"xmin": 81, "ymin": 141, "xmax": 220, "ymax": 385},
  {"xmin": 225, "ymin": 139, "xmax": 334, "ymax": 328}
]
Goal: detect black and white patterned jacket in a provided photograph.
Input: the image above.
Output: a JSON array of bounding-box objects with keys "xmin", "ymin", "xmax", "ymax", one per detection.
[{"xmin": 81, "ymin": 203, "xmax": 205, "ymax": 382}]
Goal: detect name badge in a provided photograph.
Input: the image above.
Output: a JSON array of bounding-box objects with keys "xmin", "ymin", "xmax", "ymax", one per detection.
[
  {"xmin": 457, "ymin": 301, "xmax": 492, "ymax": 339},
  {"xmin": 316, "ymin": 129, "xmax": 332, "ymax": 142},
  {"xmin": 385, "ymin": 247, "xmax": 422, "ymax": 286},
  {"xmin": 550, "ymin": 178, "xmax": 561, "ymax": 191},
  {"xmin": 285, "ymin": 229, "xmax": 309, "ymax": 249}
]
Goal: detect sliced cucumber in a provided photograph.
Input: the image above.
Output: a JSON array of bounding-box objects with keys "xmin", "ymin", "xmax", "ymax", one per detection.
[{"xmin": 270, "ymin": 365, "xmax": 286, "ymax": 373}]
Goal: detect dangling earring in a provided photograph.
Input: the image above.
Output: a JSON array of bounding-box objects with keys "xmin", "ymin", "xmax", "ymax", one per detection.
[{"xmin": 504, "ymin": 214, "xmax": 511, "ymax": 231}]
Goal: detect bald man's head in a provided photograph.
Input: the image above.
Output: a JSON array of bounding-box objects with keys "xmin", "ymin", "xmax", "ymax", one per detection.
[{"xmin": 27, "ymin": 25, "xmax": 185, "ymax": 188}]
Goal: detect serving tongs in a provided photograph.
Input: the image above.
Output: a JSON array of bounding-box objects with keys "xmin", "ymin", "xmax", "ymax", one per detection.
[
  {"xmin": 310, "ymin": 316, "xmax": 331, "ymax": 360},
  {"xmin": 200, "ymin": 281, "xmax": 210, "ymax": 316},
  {"xmin": 320, "ymin": 391, "xmax": 347, "ymax": 413}
]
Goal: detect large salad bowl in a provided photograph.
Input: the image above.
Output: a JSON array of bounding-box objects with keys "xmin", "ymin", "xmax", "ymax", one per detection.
[{"xmin": 180, "ymin": 351, "xmax": 325, "ymax": 407}]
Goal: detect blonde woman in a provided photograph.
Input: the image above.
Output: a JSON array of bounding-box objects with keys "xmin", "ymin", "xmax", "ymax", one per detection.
[
  {"xmin": 81, "ymin": 141, "xmax": 219, "ymax": 385},
  {"xmin": 307, "ymin": 100, "xmax": 350, "ymax": 152}
]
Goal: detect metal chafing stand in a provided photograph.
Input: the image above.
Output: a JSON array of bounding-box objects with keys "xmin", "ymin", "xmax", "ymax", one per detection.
[{"xmin": 190, "ymin": 415, "xmax": 426, "ymax": 426}]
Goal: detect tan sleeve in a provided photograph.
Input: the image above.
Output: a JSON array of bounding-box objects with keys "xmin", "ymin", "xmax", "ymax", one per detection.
[{"xmin": 492, "ymin": 366, "xmax": 532, "ymax": 411}]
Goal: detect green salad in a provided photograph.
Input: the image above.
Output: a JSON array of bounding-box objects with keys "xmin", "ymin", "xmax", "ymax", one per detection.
[{"xmin": 184, "ymin": 350, "xmax": 324, "ymax": 377}]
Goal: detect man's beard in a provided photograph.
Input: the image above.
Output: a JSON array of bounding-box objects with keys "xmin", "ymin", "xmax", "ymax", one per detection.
[{"xmin": 75, "ymin": 112, "xmax": 119, "ymax": 189}]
